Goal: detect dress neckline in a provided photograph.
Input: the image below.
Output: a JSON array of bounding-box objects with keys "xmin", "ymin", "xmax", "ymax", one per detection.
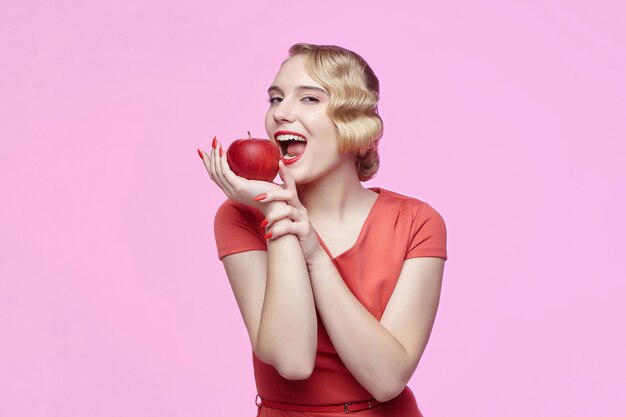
[{"xmin": 313, "ymin": 188, "xmax": 384, "ymax": 260}]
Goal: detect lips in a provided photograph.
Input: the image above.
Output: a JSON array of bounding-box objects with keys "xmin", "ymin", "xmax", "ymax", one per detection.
[
  {"xmin": 281, "ymin": 151, "xmax": 304, "ymax": 165},
  {"xmin": 274, "ymin": 130, "xmax": 307, "ymax": 165}
]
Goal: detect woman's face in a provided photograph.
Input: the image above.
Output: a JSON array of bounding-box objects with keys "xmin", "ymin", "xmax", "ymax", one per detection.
[{"xmin": 265, "ymin": 55, "xmax": 349, "ymax": 184}]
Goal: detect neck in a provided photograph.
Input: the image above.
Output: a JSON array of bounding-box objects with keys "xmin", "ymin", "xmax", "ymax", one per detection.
[{"xmin": 296, "ymin": 158, "xmax": 374, "ymax": 220}]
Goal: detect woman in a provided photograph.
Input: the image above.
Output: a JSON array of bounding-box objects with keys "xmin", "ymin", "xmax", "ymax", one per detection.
[{"xmin": 198, "ymin": 43, "xmax": 447, "ymax": 416}]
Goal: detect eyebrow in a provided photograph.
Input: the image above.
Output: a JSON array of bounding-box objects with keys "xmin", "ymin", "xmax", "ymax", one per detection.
[{"xmin": 267, "ymin": 85, "xmax": 329, "ymax": 96}]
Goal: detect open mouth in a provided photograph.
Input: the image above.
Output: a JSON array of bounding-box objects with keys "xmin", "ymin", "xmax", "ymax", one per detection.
[{"xmin": 274, "ymin": 131, "xmax": 307, "ymax": 164}]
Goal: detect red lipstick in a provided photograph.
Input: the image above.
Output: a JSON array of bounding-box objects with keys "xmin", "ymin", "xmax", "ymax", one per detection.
[{"xmin": 274, "ymin": 130, "xmax": 307, "ymax": 165}]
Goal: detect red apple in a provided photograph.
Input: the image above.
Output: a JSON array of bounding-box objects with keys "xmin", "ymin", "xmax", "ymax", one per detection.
[{"xmin": 226, "ymin": 132, "xmax": 281, "ymax": 182}]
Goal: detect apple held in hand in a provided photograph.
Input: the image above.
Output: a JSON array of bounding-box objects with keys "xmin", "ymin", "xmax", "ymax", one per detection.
[{"xmin": 226, "ymin": 132, "xmax": 281, "ymax": 182}]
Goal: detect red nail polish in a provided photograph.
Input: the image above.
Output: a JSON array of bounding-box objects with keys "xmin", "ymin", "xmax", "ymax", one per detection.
[
  {"xmin": 260, "ymin": 219, "xmax": 268, "ymax": 228},
  {"xmin": 264, "ymin": 232, "xmax": 273, "ymax": 239},
  {"xmin": 212, "ymin": 136, "xmax": 217, "ymax": 149},
  {"xmin": 219, "ymin": 147, "xmax": 223, "ymax": 157},
  {"xmin": 253, "ymin": 194, "xmax": 267, "ymax": 201},
  {"xmin": 197, "ymin": 148, "xmax": 203, "ymax": 159}
]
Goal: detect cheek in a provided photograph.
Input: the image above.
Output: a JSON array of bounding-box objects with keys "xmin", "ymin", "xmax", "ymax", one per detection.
[
  {"xmin": 319, "ymin": 118, "xmax": 339, "ymax": 142},
  {"xmin": 308, "ymin": 109, "xmax": 336, "ymax": 133}
]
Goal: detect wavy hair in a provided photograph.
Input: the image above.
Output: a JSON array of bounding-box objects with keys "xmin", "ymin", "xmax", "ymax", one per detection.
[{"xmin": 287, "ymin": 43, "xmax": 383, "ymax": 182}]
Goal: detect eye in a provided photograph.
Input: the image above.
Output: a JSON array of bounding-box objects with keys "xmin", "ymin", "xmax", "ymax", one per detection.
[
  {"xmin": 268, "ymin": 96, "xmax": 283, "ymax": 104},
  {"xmin": 302, "ymin": 96, "xmax": 320, "ymax": 103}
]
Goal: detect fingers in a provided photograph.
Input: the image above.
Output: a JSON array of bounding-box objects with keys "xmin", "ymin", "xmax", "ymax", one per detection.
[
  {"xmin": 278, "ymin": 161, "xmax": 306, "ymax": 210},
  {"xmin": 218, "ymin": 141, "xmax": 242, "ymax": 189},
  {"xmin": 199, "ymin": 148, "xmax": 212, "ymax": 180},
  {"xmin": 265, "ymin": 219, "xmax": 311, "ymax": 241},
  {"xmin": 201, "ymin": 137, "xmax": 235, "ymax": 196},
  {"xmin": 213, "ymin": 141, "xmax": 236, "ymax": 195},
  {"xmin": 259, "ymin": 187, "xmax": 306, "ymax": 212},
  {"xmin": 257, "ymin": 161, "xmax": 315, "ymax": 244},
  {"xmin": 258, "ymin": 189, "xmax": 295, "ymax": 203},
  {"xmin": 209, "ymin": 139, "xmax": 223, "ymax": 187},
  {"xmin": 260, "ymin": 193, "xmax": 310, "ymax": 241},
  {"xmin": 278, "ymin": 160, "xmax": 296, "ymax": 191},
  {"xmin": 278, "ymin": 159, "xmax": 287, "ymax": 184},
  {"xmin": 264, "ymin": 204, "xmax": 307, "ymax": 229}
]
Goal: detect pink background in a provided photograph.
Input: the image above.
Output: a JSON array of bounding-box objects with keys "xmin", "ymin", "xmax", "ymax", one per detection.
[{"xmin": 1, "ymin": 1, "xmax": 625, "ymax": 416}]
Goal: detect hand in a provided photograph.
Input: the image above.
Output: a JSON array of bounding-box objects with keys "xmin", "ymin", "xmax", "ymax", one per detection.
[
  {"xmin": 257, "ymin": 160, "xmax": 325, "ymax": 263},
  {"xmin": 199, "ymin": 137, "xmax": 283, "ymax": 211}
]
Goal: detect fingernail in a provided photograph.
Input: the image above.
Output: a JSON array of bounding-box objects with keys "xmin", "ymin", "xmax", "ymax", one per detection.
[
  {"xmin": 253, "ymin": 194, "xmax": 267, "ymax": 201},
  {"xmin": 219, "ymin": 147, "xmax": 223, "ymax": 157},
  {"xmin": 260, "ymin": 219, "xmax": 268, "ymax": 228},
  {"xmin": 264, "ymin": 232, "xmax": 273, "ymax": 239},
  {"xmin": 197, "ymin": 148, "xmax": 203, "ymax": 159},
  {"xmin": 212, "ymin": 136, "xmax": 217, "ymax": 149}
]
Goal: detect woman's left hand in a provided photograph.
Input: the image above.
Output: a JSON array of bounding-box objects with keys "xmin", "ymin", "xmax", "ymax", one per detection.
[{"xmin": 258, "ymin": 161, "xmax": 325, "ymax": 264}]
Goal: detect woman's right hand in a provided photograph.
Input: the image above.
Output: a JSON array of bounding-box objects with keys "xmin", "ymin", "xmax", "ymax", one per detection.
[{"xmin": 199, "ymin": 137, "xmax": 283, "ymax": 212}]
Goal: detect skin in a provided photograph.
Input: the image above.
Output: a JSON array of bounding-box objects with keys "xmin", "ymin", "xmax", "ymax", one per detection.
[{"xmin": 200, "ymin": 54, "xmax": 445, "ymax": 402}]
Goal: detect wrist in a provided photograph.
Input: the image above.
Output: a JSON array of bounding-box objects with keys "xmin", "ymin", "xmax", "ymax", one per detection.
[{"xmin": 305, "ymin": 247, "xmax": 331, "ymax": 270}]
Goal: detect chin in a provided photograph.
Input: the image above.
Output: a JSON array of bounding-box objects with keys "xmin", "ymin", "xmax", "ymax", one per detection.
[
  {"xmin": 289, "ymin": 171, "xmax": 310, "ymax": 185},
  {"xmin": 285, "ymin": 167, "xmax": 312, "ymax": 185}
]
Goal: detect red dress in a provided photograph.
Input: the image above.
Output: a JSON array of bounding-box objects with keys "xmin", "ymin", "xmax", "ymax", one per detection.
[{"xmin": 214, "ymin": 188, "xmax": 448, "ymax": 416}]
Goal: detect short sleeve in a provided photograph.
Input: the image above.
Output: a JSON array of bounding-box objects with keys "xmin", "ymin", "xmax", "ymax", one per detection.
[
  {"xmin": 213, "ymin": 199, "xmax": 267, "ymax": 260},
  {"xmin": 405, "ymin": 201, "xmax": 448, "ymax": 260}
]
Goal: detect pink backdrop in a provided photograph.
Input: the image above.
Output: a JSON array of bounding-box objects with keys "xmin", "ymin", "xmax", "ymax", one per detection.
[{"xmin": 1, "ymin": 1, "xmax": 625, "ymax": 416}]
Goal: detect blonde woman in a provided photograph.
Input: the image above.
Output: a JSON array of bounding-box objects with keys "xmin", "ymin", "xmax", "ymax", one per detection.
[{"xmin": 199, "ymin": 43, "xmax": 447, "ymax": 416}]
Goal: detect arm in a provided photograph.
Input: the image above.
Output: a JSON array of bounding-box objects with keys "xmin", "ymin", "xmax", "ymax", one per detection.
[
  {"xmin": 254, "ymin": 204, "xmax": 317, "ymax": 379},
  {"xmin": 255, "ymin": 166, "xmax": 446, "ymax": 399},
  {"xmin": 222, "ymin": 218, "xmax": 317, "ymax": 380},
  {"xmin": 203, "ymin": 141, "xmax": 317, "ymax": 379},
  {"xmin": 306, "ymin": 254, "xmax": 445, "ymax": 401}
]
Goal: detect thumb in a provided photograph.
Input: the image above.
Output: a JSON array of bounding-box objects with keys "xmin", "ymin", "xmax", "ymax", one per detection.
[{"xmin": 278, "ymin": 160, "xmax": 295, "ymax": 190}]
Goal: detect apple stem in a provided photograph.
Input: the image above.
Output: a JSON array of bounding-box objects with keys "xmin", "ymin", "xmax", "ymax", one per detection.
[{"xmin": 247, "ymin": 131, "xmax": 251, "ymax": 139}]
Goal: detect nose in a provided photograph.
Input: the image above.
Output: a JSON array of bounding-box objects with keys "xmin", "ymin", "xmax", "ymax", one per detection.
[{"xmin": 272, "ymin": 99, "xmax": 296, "ymax": 123}]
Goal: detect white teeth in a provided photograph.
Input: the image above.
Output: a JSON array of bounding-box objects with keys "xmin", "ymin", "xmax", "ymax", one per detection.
[
  {"xmin": 283, "ymin": 154, "xmax": 298, "ymax": 160},
  {"xmin": 276, "ymin": 134, "xmax": 306, "ymax": 142}
]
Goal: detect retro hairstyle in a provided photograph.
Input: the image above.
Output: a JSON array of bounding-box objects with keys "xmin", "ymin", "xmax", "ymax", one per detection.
[{"xmin": 287, "ymin": 43, "xmax": 383, "ymax": 182}]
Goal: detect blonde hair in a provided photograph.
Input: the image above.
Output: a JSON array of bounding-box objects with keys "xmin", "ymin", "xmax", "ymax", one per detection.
[{"xmin": 287, "ymin": 43, "xmax": 383, "ymax": 182}]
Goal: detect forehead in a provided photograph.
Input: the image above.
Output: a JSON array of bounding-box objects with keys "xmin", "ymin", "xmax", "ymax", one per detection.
[{"xmin": 271, "ymin": 55, "xmax": 321, "ymax": 88}]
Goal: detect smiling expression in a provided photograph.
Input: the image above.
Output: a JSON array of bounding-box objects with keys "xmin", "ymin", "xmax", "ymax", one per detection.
[{"xmin": 265, "ymin": 54, "xmax": 350, "ymax": 184}]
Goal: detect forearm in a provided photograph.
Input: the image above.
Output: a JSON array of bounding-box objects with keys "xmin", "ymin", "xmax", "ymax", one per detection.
[
  {"xmin": 307, "ymin": 253, "xmax": 409, "ymax": 400},
  {"xmin": 256, "ymin": 204, "xmax": 317, "ymax": 379}
]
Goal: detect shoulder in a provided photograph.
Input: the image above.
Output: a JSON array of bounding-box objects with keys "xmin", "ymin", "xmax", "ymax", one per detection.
[
  {"xmin": 213, "ymin": 199, "xmax": 266, "ymax": 260},
  {"xmin": 214, "ymin": 199, "xmax": 264, "ymax": 225},
  {"xmin": 375, "ymin": 187, "xmax": 446, "ymax": 223},
  {"xmin": 375, "ymin": 188, "xmax": 448, "ymax": 260}
]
